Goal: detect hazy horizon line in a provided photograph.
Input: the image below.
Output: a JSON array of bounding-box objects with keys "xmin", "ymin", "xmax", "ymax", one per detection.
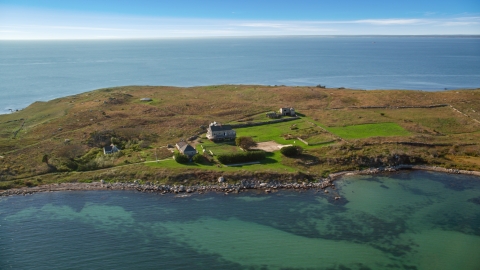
[{"xmin": 2, "ymin": 34, "xmax": 480, "ymax": 41}]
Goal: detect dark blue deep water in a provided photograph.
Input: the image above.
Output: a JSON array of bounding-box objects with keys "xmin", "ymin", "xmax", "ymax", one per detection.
[
  {"xmin": 1, "ymin": 36, "xmax": 480, "ymax": 113},
  {"xmin": 1, "ymin": 171, "xmax": 480, "ymax": 269}
]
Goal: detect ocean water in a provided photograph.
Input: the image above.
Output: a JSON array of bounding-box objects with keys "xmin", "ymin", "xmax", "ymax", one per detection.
[
  {"xmin": 1, "ymin": 36, "xmax": 480, "ymax": 114},
  {"xmin": 1, "ymin": 171, "xmax": 479, "ymax": 269}
]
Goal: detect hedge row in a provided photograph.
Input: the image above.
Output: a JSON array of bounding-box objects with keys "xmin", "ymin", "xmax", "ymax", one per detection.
[
  {"xmin": 175, "ymin": 153, "xmax": 209, "ymax": 164},
  {"xmin": 217, "ymin": 151, "xmax": 266, "ymax": 164}
]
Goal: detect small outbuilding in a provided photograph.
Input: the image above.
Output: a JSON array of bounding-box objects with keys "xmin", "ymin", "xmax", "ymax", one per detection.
[
  {"xmin": 104, "ymin": 144, "xmax": 120, "ymax": 154},
  {"xmin": 279, "ymin": 107, "xmax": 296, "ymax": 116},
  {"xmin": 266, "ymin": 112, "xmax": 280, "ymax": 119},
  {"xmin": 176, "ymin": 141, "xmax": 197, "ymax": 157}
]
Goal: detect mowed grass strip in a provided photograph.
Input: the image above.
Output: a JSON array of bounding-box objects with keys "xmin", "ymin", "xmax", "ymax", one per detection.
[
  {"xmin": 200, "ymin": 140, "xmax": 240, "ymax": 156},
  {"xmin": 326, "ymin": 122, "xmax": 410, "ymax": 139},
  {"xmin": 234, "ymin": 119, "xmax": 302, "ymax": 144},
  {"xmin": 146, "ymin": 151, "xmax": 296, "ymax": 172}
]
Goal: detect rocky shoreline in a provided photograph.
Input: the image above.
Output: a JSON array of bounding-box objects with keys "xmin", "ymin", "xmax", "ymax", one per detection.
[
  {"xmin": 0, "ymin": 178, "xmax": 337, "ymax": 197},
  {"xmin": 327, "ymin": 164, "xmax": 480, "ymax": 180},
  {"xmin": 1, "ymin": 164, "xmax": 480, "ymax": 197}
]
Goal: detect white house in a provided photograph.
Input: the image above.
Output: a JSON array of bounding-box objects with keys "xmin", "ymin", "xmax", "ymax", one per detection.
[{"xmin": 206, "ymin": 122, "xmax": 236, "ymax": 141}]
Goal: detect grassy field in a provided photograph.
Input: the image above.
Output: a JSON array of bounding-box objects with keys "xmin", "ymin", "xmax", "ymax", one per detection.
[
  {"xmin": 304, "ymin": 134, "xmax": 337, "ymax": 144},
  {"xmin": 1, "ymin": 85, "xmax": 480, "ymax": 187},
  {"xmin": 233, "ymin": 116, "xmax": 411, "ymax": 144},
  {"xmin": 146, "ymin": 151, "xmax": 296, "ymax": 173},
  {"xmin": 325, "ymin": 122, "xmax": 411, "ymax": 139},
  {"xmin": 235, "ymin": 120, "xmax": 301, "ymax": 144},
  {"xmin": 199, "ymin": 140, "xmax": 240, "ymax": 156}
]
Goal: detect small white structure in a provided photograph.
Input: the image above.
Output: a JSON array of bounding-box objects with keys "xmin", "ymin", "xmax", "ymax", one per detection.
[
  {"xmin": 279, "ymin": 107, "xmax": 296, "ymax": 116},
  {"xmin": 206, "ymin": 122, "xmax": 236, "ymax": 141}
]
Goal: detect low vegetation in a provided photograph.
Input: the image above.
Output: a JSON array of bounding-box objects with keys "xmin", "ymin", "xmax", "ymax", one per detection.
[
  {"xmin": 280, "ymin": 146, "xmax": 303, "ymax": 157},
  {"xmin": 217, "ymin": 151, "xmax": 266, "ymax": 165},
  {"xmin": 174, "ymin": 153, "xmax": 189, "ymax": 164},
  {"xmin": 325, "ymin": 122, "xmax": 410, "ymax": 139},
  {"xmin": 235, "ymin": 136, "xmax": 257, "ymax": 150},
  {"xmin": 0, "ymin": 85, "xmax": 479, "ymax": 188}
]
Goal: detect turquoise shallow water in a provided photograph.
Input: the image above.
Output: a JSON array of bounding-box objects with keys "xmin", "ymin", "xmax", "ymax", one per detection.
[{"xmin": 1, "ymin": 171, "xmax": 480, "ymax": 269}]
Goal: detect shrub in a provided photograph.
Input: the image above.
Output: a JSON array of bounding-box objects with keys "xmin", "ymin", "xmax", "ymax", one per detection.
[
  {"xmin": 63, "ymin": 160, "xmax": 79, "ymax": 171},
  {"xmin": 217, "ymin": 151, "xmax": 265, "ymax": 164},
  {"xmin": 41, "ymin": 154, "xmax": 49, "ymax": 164},
  {"xmin": 77, "ymin": 161, "xmax": 99, "ymax": 171},
  {"xmin": 174, "ymin": 152, "xmax": 189, "ymax": 164},
  {"xmin": 56, "ymin": 144, "xmax": 85, "ymax": 161},
  {"xmin": 192, "ymin": 154, "xmax": 205, "ymax": 163},
  {"xmin": 203, "ymin": 152, "xmax": 214, "ymax": 163},
  {"xmin": 78, "ymin": 148, "xmax": 102, "ymax": 164},
  {"xmin": 235, "ymin": 136, "xmax": 257, "ymax": 150},
  {"xmin": 24, "ymin": 180, "xmax": 35, "ymax": 187},
  {"xmin": 281, "ymin": 146, "xmax": 303, "ymax": 157},
  {"xmin": 0, "ymin": 182, "xmax": 13, "ymax": 190},
  {"xmin": 139, "ymin": 140, "xmax": 150, "ymax": 149}
]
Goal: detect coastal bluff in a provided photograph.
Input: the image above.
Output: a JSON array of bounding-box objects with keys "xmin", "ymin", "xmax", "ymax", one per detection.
[{"xmin": 1, "ymin": 85, "xmax": 479, "ymax": 189}]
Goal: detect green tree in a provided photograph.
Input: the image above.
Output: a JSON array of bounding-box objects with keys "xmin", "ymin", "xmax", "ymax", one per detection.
[
  {"xmin": 174, "ymin": 152, "xmax": 189, "ymax": 164},
  {"xmin": 235, "ymin": 136, "xmax": 257, "ymax": 150}
]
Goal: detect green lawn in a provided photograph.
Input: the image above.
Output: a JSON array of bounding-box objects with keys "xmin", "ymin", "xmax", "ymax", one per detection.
[
  {"xmin": 199, "ymin": 140, "xmax": 240, "ymax": 156},
  {"xmin": 234, "ymin": 118, "xmax": 340, "ymax": 148},
  {"xmin": 145, "ymin": 151, "xmax": 296, "ymax": 173},
  {"xmin": 304, "ymin": 133, "xmax": 337, "ymax": 144},
  {"xmin": 325, "ymin": 122, "xmax": 411, "ymax": 139},
  {"xmin": 235, "ymin": 119, "xmax": 302, "ymax": 144},
  {"xmin": 149, "ymin": 117, "xmax": 408, "ymax": 174}
]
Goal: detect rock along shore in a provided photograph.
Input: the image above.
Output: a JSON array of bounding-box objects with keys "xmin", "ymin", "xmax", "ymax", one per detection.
[{"xmin": 1, "ymin": 164, "xmax": 479, "ymax": 197}]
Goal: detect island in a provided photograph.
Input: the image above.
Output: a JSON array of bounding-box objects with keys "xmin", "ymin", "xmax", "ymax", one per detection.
[{"xmin": 1, "ymin": 85, "xmax": 480, "ymax": 195}]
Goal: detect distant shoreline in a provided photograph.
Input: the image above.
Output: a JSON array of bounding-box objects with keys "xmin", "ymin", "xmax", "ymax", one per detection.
[{"xmin": 2, "ymin": 85, "xmax": 479, "ymax": 116}]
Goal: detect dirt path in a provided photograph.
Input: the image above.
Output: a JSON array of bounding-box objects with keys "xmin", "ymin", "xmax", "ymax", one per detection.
[{"xmin": 252, "ymin": 141, "xmax": 291, "ymax": 152}]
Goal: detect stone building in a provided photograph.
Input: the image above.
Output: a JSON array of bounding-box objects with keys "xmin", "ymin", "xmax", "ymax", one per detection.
[{"xmin": 279, "ymin": 107, "xmax": 296, "ymax": 116}]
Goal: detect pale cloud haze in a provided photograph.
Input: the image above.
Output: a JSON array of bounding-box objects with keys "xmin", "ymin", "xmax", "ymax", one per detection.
[{"xmin": 1, "ymin": 5, "xmax": 479, "ymax": 39}]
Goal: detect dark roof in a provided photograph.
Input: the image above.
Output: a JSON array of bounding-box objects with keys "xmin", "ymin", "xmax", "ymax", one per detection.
[
  {"xmin": 209, "ymin": 125, "xmax": 234, "ymax": 132},
  {"xmin": 180, "ymin": 144, "xmax": 196, "ymax": 153},
  {"xmin": 176, "ymin": 141, "xmax": 187, "ymax": 148}
]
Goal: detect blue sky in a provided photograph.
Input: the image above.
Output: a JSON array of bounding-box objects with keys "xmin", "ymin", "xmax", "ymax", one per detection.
[{"xmin": 1, "ymin": 0, "xmax": 479, "ymax": 39}]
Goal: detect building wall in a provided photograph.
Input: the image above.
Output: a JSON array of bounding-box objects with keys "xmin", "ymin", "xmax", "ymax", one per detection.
[
  {"xmin": 183, "ymin": 150, "xmax": 197, "ymax": 157},
  {"xmin": 208, "ymin": 128, "xmax": 236, "ymax": 140}
]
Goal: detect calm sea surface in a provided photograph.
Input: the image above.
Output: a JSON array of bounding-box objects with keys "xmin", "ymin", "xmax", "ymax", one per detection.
[
  {"xmin": 1, "ymin": 36, "xmax": 480, "ymax": 114},
  {"xmin": 1, "ymin": 171, "xmax": 479, "ymax": 269}
]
